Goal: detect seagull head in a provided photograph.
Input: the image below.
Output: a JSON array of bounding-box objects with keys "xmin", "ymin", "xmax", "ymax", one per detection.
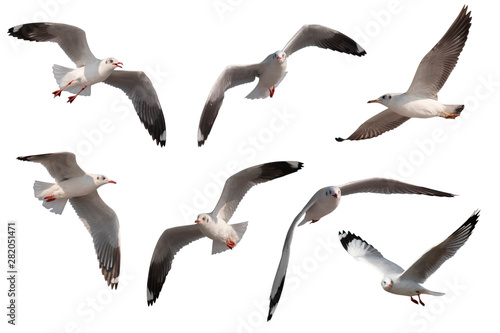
[
  {"xmin": 325, "ymin": 186, "xmax": 340, "ymax": 199},
  {"xmin": 93, "ymin": 174, "xmax": 117, "ymax": 187},
  {"xmin": 195, "ymin": 213, "xmax": 211, "ymax": 225},
  {"xmin": 104, "ymin": 57, "xmax": 123, "ymax": 69},
  {"xmin": 272, "ymin": 51, "xmax": 286, "ymax": 63},
  {"xmin": 381, "ymin": 277, "xmax": 394, "ymax": 290},
  {"xmin": 368, "ymin": 93, "xmax": 399, "ymax": 106}
]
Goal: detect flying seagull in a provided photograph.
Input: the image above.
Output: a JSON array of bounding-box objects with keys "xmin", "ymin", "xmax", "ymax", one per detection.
[
  {"xmin": 198, "ymin": 24, "xmax": 366, "ymax": 146},
  {"xmin": 8, "ymin": 22, "xmax": 166, "ymax": 146},
  {"xmin": 336, "ymin": 6, "xmax": 471, "ymax": 142},
  {"xmin": 18, "ymin": 152, "xmax": 120, "ymax": 288},
  {"xmin": 339, "ymin": 210, "xmax": 479, "ymax": 305},
  {"xmin": 267, "ymin": 178, "xmax": 455, "ymax": 320},
  {"xmin": 147, "ymin": 161, "xmax": 303, "ymax": 305}
]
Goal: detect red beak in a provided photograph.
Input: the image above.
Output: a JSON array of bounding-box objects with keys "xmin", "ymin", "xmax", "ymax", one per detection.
[
  {"xmin": 195, "ymin": 219, "xmax": 200, "ymax": 224},
  {"xmin": 108, "ymin": 180, "xmax": 117, "ymax": 184},
  {"xmin": 113, "ymin": 62, "xmax": 123, "ymax": 68},
  {"xmin": 277, "ymin": 57, "xmax": 282, "ymax": 60},
  {"xmin": 333, "ymin": 193, "xmax": 338, "ymax": 198},
  {"xmin": 367, "ymin": 99, "xmax": 379, "ymax": 104}
]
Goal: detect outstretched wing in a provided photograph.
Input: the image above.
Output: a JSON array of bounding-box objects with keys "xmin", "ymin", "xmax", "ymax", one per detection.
[
  {"xmin": 198, "ymin": 64, "xmax": 263, "ymax": 146},
  {"xmin": 8, "ymin": 22, "xmax": 97, "ymax": 67},
  {"xmin": 407, "ymin": 6, "xmax": 471, "ymax": 98},
  {"xmin": 147, "ymin": 225, "xmax": 205, "ymax": 305},
  {"xmin": 339, "ymin": 178, "xmax": 455, "ymax": 197},
  {"xmin": 17, "ymin": 152, "xmax": 85, "ymax": 182},
  {"xmin": 401, "ymin": 210, "xmax": 479, "ymax": 283},
  {"xmin": 104, "ymin": 71, "xmax": 166, "ymax": 147}
]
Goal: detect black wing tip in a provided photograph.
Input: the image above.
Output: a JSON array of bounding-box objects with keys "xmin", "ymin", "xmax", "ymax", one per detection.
[
  {"xmin": 7, "ymin": 22, "xmax": 50, "ymax": 40},
  {"xmin": 335, "ymin": 137, "xmax": 345, "ymax": 142},
  {"xmin": 467, "ymin": 209, "xmax": 480, "ymax": 227},
  {"xmin": 338, "ymin": 230, "xmax": 360, "ymax": 251},
  {"xmin": 268, "ymin": 274, "xmax": 286, "ymax": 321},
  {"xmin": 17, "ymin": 155, "xmax": 29, "ymax": 161}
]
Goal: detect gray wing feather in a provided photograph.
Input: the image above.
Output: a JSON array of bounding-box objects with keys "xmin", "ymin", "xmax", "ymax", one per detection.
[
  {"xmin": 401, "ymin": 210, "xmax": 479, "ymax": 283},
  {"xmin": 212, "ymin": 161, "xmax": 303, "ymax": 222},
  {"xmin": 406, "ymin": 6, "xmax": 471, "ymax": 98},
  {"xmin": 146, "ymin": 225, "xmax": 205, "ymax": 305},
  {"xmin": 198, "ymin": 64, "xmax": 263, "ymax": 146},
  {"xmin": 8, "ymin": 22, "xmax": 97, "ymax": 67},
  {"xmin": 339, "ymin": 178, "xmax": 455, "ymax": 197},
  {"xmin": 282, "ymin": 24, "xmax": 366, "ymax": 57},
  {"xmin": 339, "ymin": 231, "xmax": 404, "ymax": 276},
  {"xmin": 69, "ymin": 191, "xmax": 120, "ymax": 289},
  {"xmin": 336, "ymin": 109, "xmax": 410, "ymax": 142},
  {"xmin": 17, "ymin": 152, "xmax": 85, "ymax": 182},
  {"xmin": 104, "ymin": 71, "xmax": 166, "ymax": 147}
]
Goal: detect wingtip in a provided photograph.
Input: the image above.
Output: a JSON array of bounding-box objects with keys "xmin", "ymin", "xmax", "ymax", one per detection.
[{"xmin": 335, "ymin": 137, "xmax": 345, "ymax": 142}]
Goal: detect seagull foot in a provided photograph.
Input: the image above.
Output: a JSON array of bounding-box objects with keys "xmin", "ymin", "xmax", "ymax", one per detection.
[
  {"xmin": 44, "ymin": 194, "xmax": 55, "ymax": 200},
  {"xmin": 417, "ymin": 294, "xmax": 425, "ymax": 306},
  {"xmin": 225, "ymin": 238, "xmax": 236, "ymax": 249},
  {"xmin": 67, "ymin": 95, "xmax": 78, "ymax": 104},
  {"xmin": 442, "ymin": 112, "xmax": 459, "ymax": 119},
  {"xmin": 269, "ymin": 86, "xmax": 275, "ymax": 98},
  {"xmin": 52, "ymin": 89, "xmax": 63, "ymax": 98},
  {"xmin": 311, "ymin": 219, "xmax": 319, "ymax": 223},
  {"xmin": 410, "ymin": 296, "xmax": 419, "ymax": 305}
]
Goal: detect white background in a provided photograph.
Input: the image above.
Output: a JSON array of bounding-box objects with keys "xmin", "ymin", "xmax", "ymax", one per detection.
[{"xmin": 1, "ymin": 0, "xmax": 499, "ymax": 332}]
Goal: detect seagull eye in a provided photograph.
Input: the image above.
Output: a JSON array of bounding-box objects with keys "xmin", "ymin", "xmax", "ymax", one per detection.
[{"xmin": 388, "ymin": 95, "xmax": 392, "ymax": 99}]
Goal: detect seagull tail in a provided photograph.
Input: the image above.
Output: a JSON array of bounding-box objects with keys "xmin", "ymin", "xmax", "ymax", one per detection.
[
  {"xmin": 444, "ymin": 104, "xmax": 464, "ymax": 115},
  {"xmin": 245, "ymin": 84, "xmax": 270, "ymax": 99},
  {"xmin": 52, "ymin": 64, "xmax": 91, "ymax": 96},
  {"xmin": 34, "ymin": 180, "xmax": 67, "ymax": 215},
  {"xmin": 211, "ymin": 221, "xmax": 249, "ymax": 255}
]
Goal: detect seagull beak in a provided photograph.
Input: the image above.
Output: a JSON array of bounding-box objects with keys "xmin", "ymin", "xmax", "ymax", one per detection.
[
  {"xmin": 333, "ymin": 193, "xmax": 338, "ymax": 198},
  {"xmin": 277, "ymin": 56, "xmax": 282, "ymax": 60},
  {"xmin": 367, "ymin": 99, "xmax": 380, "ymax": 104},
  {"xmin": 388, "ymin": 283, "xmax": 392, "ymax": 287},
  {"xmin": 113, "ymin": 62, "xmax": 123, "ymax": 68},
  {"xmin": 195, "ymin": 219, "xmax": 200, "ymax": 224},
  {"xmin": 108, "ymin": 180, "xmax": 117, "ymax": 184}
]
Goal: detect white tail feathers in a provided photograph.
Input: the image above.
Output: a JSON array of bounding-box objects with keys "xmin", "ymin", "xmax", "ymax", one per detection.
[
  {"xmin": 444, "ymin": 104, "xmax": 464, "ymax": 115},
  {"xmin": 52, "ymin": 64, "xmax": 91, "ymax": 96},
  {"xmin": 246, "ymin": 84, "xmax": 270, "ymax": 99},
  {"xmin": 33, "ymin": 180, "xmax": 67, "ymax": 215},
  {"xmin": 211, "ymin": 221, "xmax": 249, "ymax": 255}
]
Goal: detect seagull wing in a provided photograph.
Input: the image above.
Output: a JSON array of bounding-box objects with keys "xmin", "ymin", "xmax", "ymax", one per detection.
[
  {"xmin": 212, "ymin": 161, "xmax": 303, "ymax": 222},
  {"xmin": 282, "ymin": 24, "xmax": 366, "ymax": 57},
  {"xmin": 406, "ymin": 6, "xmax": 472, "ymax": 98},
  {"xmin": 198, "ymin": 64, "xmax": 263, "ymax": 146},
  {"xmin": 17, "ymin": 152, "xmax": 85, "ymax": 182},
  {"xmin": 401, "ymin": 210, "xmax": 479, "ymax": 283},
  {"xmin": 339, "ymin": 230, "xmax": 405, "ymax": 276},
  {"xmin": 339, "ymin": 178, "xmax": 455, "ymax": 197},
  {"xmin": 267, "ymin": 191, "xmax": 322, "ymax": 320},
  {"xmin": 335, "ymin": 109, "xmax": 410, "ymax": 142},
  {"xmin": 146, "ymin": 225, "xmax": 205, "ymax": 305},
  {"xmin": 104, "ymin": 70, "xmax": 166, "ymax": 147},
  {"xmin": 69, "ymin": 191, "xmax": 120, "ymax": 289},
  {"xmin": 8, "ymin": 22, "xmax": 97, "ymax": 67}
]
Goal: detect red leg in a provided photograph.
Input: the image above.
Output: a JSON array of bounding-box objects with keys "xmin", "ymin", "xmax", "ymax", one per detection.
[
  {"xmin": 410, "ymin": 296, "xmax": 418, "ymax": 305},
  {"xmin": 46, "ymin": 198, "xmax": 56, "ymax": 202},
  {"xmin": 417, "ymin": 294, "xmax": 425, "ymax": 306},
  {"xmin": 311, "ymin": 219, "xmax": 319, "ymax": 223},
  {"xmin": 225, "ymin": 237, "xmax": 236, "ymax": 249},
  {"xmin": 269, "ymin": 86, "xmax": 275, "ymax": 98},
  {"xmin": 52, "ymin": 80, "xmax": 74, "ymax": 98},
  {"xmin": 67, "ymin": 85, "xmax": 87, "ymax": 104},
  {"xmin": 43, "ymin": 194, "xmax": 55, "ymax": 200}
]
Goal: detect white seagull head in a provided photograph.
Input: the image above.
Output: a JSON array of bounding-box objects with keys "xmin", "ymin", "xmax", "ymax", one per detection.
[
  {"xmin": 91, "ymin": 174, "xmax": 117, "ymax": 187},
  {"xmin": 381, "ymin": 277, "xmax": 394, "ymax": 291},
  {"xmin": 103, "ymin": 57, "xmax": 123, "ymax": 70},
  {"xmin": 272, "ymin": 50, "xmax": 286, "ymax": 63},
  {"xmin": 367, "ymin": 93, "xmax": 401, "ymax": 107},
  {"xmin": 195, "ymin": 213, "xmax": 212, "ymax": 225}
]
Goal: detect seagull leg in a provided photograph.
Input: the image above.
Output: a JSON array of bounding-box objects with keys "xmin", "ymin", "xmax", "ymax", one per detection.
[
  {"xmin": 225, "ymin": 238, "xmax": 236, "ymax": 249},
  {"xmin": 67, "ymin": 86, "xmax": 87, "ymax": 104},
  {"xmin": 417, "ymin": 294, "xmax": 425, "ymax": 306},
  {"xmin": 269, "ymin": 86, "xmax": 275, "ymax": 98},
  {"xmin": 43, "ymin": 194, "xmax": 55, "ymax": 200},
  {"xmin": 311, "ymin": 219, "xmax": 320, "ymax": 223},
  {"xmin": 52, "ymin": 80, "xmax": 74, "ymax": 98},
  {"xmin": 410, "ymin": 296, "xmax": 419, "ymax": 305},
  {"xmin": 441, "ymin": 111, "xmax": 460, "ymax": 119}
]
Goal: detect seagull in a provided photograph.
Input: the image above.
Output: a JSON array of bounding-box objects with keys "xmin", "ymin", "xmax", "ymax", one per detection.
[
  {"xmin": 17, "ymin": 152, "xmax": 120, "ymax": 289},
  {"xmin": 147, "ymin": 161, "xmax": 303, "ymax": 305},
  {"xmin": 198, "ymin": 24, "xmax": 366, "ymax": 146},
  {"xmin": 8, "ymin": 22, "xmax": 166, "ymax": 146},
  {"xmin": 336, "ymin": 6, "xmax": 471, "ymax": 142},
  {"xmin": 267, "ymin": 178, "xmax": 455, "ymax": 320},
  {"xmin": 338, "ymin": 210, "xmax": 479, "ymax": 305}
]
